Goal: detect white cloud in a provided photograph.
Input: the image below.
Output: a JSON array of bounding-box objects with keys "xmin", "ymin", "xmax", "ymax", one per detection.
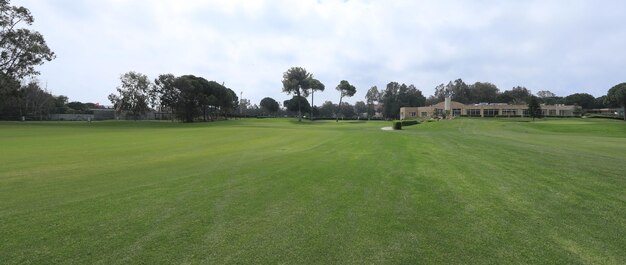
[{"xmin": 13, "ymin": 0, "xmax": 626, "ymax": 105}]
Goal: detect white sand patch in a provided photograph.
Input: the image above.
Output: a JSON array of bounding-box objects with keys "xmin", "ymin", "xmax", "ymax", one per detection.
[{"xmin": 381, "ymin": 127, "xmax": 394, "ymax": 131}]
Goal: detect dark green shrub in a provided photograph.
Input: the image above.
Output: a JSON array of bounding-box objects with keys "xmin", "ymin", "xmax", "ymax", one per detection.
[
  {"xmin": 401, "ymin": 120, "xmax": 419, "ymax": 126},
  {"xmin": 585, "ymin": 115, "xmax": 622, "ymax": 120},
  {"xmin": 392, "ymin": 120, "xmax": 419, "ymax": 130},
  {"xmin": 392, "ymin": 121, "xmax": 402, "ymax": 130}
]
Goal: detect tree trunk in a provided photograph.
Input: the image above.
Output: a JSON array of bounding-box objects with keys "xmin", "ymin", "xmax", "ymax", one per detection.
[
  {"xmin": 297, "ymin": 90, "xmax": 302, "ymax": 122},
  {"xmin": 310, "ymin": 90, "xmax": 314, "ymax": 121},
  {"xmin": 336, "ymin": 95, "xmax": 343, "ymax": 123}
]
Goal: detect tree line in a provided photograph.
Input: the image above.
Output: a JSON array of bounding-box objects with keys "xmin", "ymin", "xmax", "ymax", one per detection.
[
  {"xmin": 108, "ymin": 72, "xmax": 238, "ymax": 122},
  {"xmin": 0, "ymin": 1, "xmax": 103, "ymax": 120},
  {"xmin": 1, "ymin": 1, "xmax": 625, "ymax": 121},
  {"xmin": 427, "ymin": 78, "xmax": 621, "ymax": 110},
  {"xmin": 1, "ymin": 0, "xmax": 56, "ymax": 119},
  {"xmin": 270, "ymin": 69, "xmax": 625, "ymax": 121}
]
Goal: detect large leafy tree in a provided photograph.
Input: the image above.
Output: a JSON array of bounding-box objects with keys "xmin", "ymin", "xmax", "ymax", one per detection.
[
  {"xmin": 260, "ymin": 97, "xmax": 279, "ymax": 116},
  {"xmin": 469, "ymin": 82, "xmax": 499, "ymax": 103},
  {"xmin": 528, "ymin": 96, "xmax": 542, "ymax": 121},
  {"xmin": 108, "ymin": 71, "xmax": 151, "ymax": 120},
  {"xmin": 449, "ymin": 79, "xmax": 470, "ymax": 103},
  {"xmin": 540, "ymin": 96, "xmax": 565, "ymax": 105},
  {"xmin": 607, "ymin": 82, "xmax": 626, "ymax": 121},
  {"xmin": 172, "ymin": 75, "xmax": 199, "ymax": 122},
  {"xmin": 399, "ymin": 84, "xmax": 426, "ymax": 107},
  {"xmin": 283, "ymin": 96, "xmax": 310, "ymax": 115},
  {"xmin": 354, "ymin": 101, "xmax": 368, "ymax": 118},
  {"xmin": 0, "ymin": 0, "xmax": 55, "ymax": 79},
  {"xmin": 382, "ymin": 82, "xmax": 401, "ymax": 119},
  {"xmin": 0, "ymin": 73, "xmax": 20, "ymax": 117},
  {"xmin": 66, "ymin": 101, "xmax": 87, "ymax": 112},
  {"xmin": 382, "ymin": 82, "xmax": 426, "ymax": 119},
  {"xmin": 318, "ymin": 101, "xmax": 336, "ymax": 118},
  {"xmin": 281, "ymin": 67, "xmax": 311, "ymax": 122},
  {"xmin": 151, "ymin": 73, "xmax": 179, "ymax": 120},
  {"xmin": 425, "ymin": 95, "xmax": 439, "ymax": 106},
  {"xmin": 308, "ymin": 78, "xmax": 325, "ymax": 120},
  {"xmin": 536, "ymin": 90, "xmax": 556, "ymax": 98},
  {"xmin": 365, "ymin": 86, "xmax": 380, "ymax": 119},
  {"xmin": 19, "ymin": 80, "xmax": 55, "ymax": 120},
  {"xmin": 1, "ymin": 0, "xmax": 54, "ymax": 119},
  {"xmin": 594, "ymin": 95, "xmax": 611, "ymax": 109},
  {"xmin": 434, "ymin": 79, "xmax": 470, "ymax": 103},
  {"xmin": 335, "ymin": 80, "xmax": 356, "ymax": 122},
  {"xmin": 223, "ymin": 88, "xmax": 238, "ymax": 118},
  {"xmin": 173, "ymin": 75, "xmax": 236, "ymax": 122},
  {"xmin": 564, "ymin": 93, "xmax": 597, "ymax": 109},
  {"xmin": 535, "ymin": 90, "xmax": 565, "ymax": 105},
  {"xmin": 197, "ymin": 78, "xmax": 218, "ymax": 121},
  {"xmin": 498, "ymin": 86, "xmax": 532, "ymax": 104},
  {"xmin": 338, "ymin": 102, "xmax": 356, "ymax": 119},
  {"xmin": 150, "ymin": 74, "xmax": 238, "ymax": 122}
]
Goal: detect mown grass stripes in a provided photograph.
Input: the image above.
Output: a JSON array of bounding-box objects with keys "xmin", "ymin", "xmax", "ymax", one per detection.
[{"xmin": 0, "ymin": 118, "xmax": 624, "ymax": 264}]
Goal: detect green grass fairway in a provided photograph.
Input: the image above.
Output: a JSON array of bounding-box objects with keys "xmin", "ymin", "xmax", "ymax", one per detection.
[{"xmin": 1, "ymin": 118, "xmax": 625, "ymax": 264}]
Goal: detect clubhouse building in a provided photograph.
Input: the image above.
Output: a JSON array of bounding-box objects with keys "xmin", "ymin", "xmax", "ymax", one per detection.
[{"xmin": 400, "ymin": 97, "xmax": 578, "ymax": 119}]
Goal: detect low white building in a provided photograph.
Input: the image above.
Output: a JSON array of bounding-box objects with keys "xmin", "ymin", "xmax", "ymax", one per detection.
[{"xmin": 400, "ymin": 97, "xmax": 578, "ymax": 119}]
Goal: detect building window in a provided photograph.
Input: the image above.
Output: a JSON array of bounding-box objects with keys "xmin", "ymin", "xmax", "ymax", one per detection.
[
  {"xmin": 502, "ymin": 109, "xmax": 517, "ymax": 115},
  {"xmin": 549, "ymin": 109, "xmax": 556, "ymax": 116},
  {"xmin": 421, "ymin": 112, "xmax": 428, "ymax": 117},
  {"xmin": 483, "ymin": 109, "xmax": 498, "ymax": 117},
  {"xmin": 411, "ymin": 112, "xmax": 416, "ymax": 117},
  {"xmin": 452, "ymin": 109, "xmax": 461, "ymax": 116},
  {"xmin": 466, "ymin": 109, "xmax": 481, "ymax": 116}
]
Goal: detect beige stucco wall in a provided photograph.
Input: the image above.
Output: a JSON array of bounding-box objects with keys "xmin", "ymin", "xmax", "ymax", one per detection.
[{"xmin": 400, "ymin": 101, "xmax": 577, "ymax": 119}]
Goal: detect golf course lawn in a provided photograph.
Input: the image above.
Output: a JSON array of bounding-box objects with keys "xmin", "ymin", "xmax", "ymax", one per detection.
[{"xmin": 1, "ymin": 118, "xmax": 624, "ymax": 264}]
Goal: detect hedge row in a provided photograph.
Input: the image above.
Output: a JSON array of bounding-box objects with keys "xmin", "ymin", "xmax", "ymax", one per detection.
[
  {"xmin": 392, "ymin": 120, "xmax": 420, "ymax": 130},
  {"xmin": 585, "ymin": 115, "xmax": 624, "ymax": 120},
  {"xmin": 459, "ymin": 115, "xmax": 579, "ymax": 118}
]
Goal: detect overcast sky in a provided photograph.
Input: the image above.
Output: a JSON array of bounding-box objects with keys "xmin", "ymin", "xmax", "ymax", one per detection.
[{"xmin": 15, "ymin": 0, "xmax": 626, "ymax": 105}]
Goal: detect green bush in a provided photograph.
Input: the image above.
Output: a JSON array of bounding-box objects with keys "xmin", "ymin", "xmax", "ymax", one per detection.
[
  {"xmin": 392, "ymin": 121, "xmax": 402, "ymax": 130},
  {"xmin": 392, "ymin": 120, "xmax": 420, "ymax": 130},
  {"xmin": 401, "ymin": 120, "xmax": 419, "ymax": 126}
]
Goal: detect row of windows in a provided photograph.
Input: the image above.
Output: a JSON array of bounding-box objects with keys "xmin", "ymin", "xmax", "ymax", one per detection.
[
  {"xmin": 466, "ymin": 109, "xmax": 544, "ymax": 116},
  {"xmin": 468, "ymin": 109, "xmax": 530, "ymax": 116},
  {"xmin": 483, "ymin": 109, "xmax": 499, "ymax": 116},
  {"xmin": 541, "ymin": 110, "xmax": 557, "ymax": 116},
  {"xmin": 466, "ymin": 109, "xmax": 481, "ymax": 116},
  {"xmin": 407, "ymin": 108, "xmax": 572, "ymax": 117},
  {"xmin": 502, "ymin": 109, "xmax": 517, "ymax": 115}
]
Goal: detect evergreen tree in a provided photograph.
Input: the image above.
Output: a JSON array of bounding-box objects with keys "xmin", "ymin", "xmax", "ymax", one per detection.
[{"xmin": 528, "ymin": 96, "xmax": 542, "ymax": 121}]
